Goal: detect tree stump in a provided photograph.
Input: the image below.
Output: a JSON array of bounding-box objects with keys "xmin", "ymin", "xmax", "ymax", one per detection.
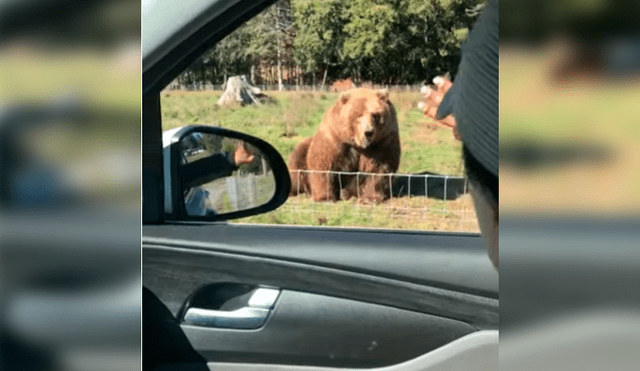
[{"xmin": 217, "ymin": 75, "xmax": 267, "ymax": 106}]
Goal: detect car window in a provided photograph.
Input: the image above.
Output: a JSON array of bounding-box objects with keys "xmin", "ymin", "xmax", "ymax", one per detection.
[{"xmin": 161, "ymin": 0, "xmax": 483, "ymax": 232}]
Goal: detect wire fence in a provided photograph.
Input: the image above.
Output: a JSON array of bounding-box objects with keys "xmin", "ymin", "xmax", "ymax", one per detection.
[
  {"xmin": 164, "ymin": 83, "xmax": 425, "ymax": 93},
  {"xmin": 288, "ymin": 170, "xmax": 470, "ymax": 199},
  {"xmin": 202, "ymin": 172, "xmax": 275, "ymax": 213},
  {"xmin": 239, "ymin": 170, "xmax": 480, "ymax": 232}
]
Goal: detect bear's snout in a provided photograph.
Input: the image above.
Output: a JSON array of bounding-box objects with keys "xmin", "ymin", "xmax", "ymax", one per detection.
[
  {"xmin": 359, "ymin": 120, "xmax": 376, "ymax": 147},
  {"xmin": 364, "ymin": 128, "xmax": 374, "ymax": 139}
]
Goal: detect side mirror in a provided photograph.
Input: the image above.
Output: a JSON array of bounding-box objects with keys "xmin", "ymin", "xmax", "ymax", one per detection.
[{"xmin": 163, "ymin": 125, "xmax": 290, "ymax": 221}]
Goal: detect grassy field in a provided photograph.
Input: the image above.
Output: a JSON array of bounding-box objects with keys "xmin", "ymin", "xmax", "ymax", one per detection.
[{"xmin": 162, "ymin": 90, "xmax": 478, "ymax": 231}]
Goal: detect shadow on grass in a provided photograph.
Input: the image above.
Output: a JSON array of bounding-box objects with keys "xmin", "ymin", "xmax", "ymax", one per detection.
[
  {"xmin": 500, "ymin": 139, "xmax": 614, "ymax": 170},
  {"xmin": 392, "ymin": 171, "xmax": 469, "ymax": 201}
]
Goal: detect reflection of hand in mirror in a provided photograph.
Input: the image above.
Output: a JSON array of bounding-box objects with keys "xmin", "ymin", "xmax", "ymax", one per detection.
[{"xmin": 234, "ymin": 141, "xmax": 255, "ymax": 166}]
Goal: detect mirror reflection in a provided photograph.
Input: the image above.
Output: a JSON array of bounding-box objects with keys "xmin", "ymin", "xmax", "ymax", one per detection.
[{"xmin": 179, "ymin": 132, "xmax": 276, "ymax": 216}]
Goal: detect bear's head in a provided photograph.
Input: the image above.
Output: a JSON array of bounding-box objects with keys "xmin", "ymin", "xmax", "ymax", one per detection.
[{"xmin": 337, "ymin": 88, "xmax": 397, "ymax": 149}]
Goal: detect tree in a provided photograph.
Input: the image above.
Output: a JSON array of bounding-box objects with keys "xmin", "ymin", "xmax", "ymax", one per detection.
[
  {"xmin": 293, "ymin": 0, "xmax": 348, "ymax": 87},
  {"xmin": 208, "ymin": 23, "xmax": 252, "ymax": 84},
  {"xmin": 177, "ymin": 0, "xmax": 486, "ymax": 87},
  {"xmin": 395, "ymin": 0, "xmax": 469, "ymax": 82},
  {"xmin": 342, "ymin": 0, "xmax": 397, "ymax": 83}
]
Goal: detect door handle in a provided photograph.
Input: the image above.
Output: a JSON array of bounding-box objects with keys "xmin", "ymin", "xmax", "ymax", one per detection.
[
  {"xmin": 183, "ymin": 287, "xmax": 280, "ymax": 329},
  {"xmin": 183, "ymin": 307, "xmax": 269, "ymax": 329}
]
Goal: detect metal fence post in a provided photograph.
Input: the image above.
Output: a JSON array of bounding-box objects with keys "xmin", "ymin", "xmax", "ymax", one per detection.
[
  {"xmin": 248, "ymin": 174, "xmax": 257, "ymax": 207},
  {"xmin": 444, "ymin": 175, "xmax": 448, "ymax": 201},
  {"xmin": 226, "ymin": 177, "xmax": 239, "ymax": 209}
]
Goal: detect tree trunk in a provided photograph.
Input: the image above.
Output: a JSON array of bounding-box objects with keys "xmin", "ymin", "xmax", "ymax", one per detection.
[
  {"xmin": 321, "ymin": 68, "xmax": 328, "ymax": 90},
  {"xmin": 276, "ymin": 4, "xmax": 284, "ymax": 94},
  {"xmin": 200, "ymin": 63, "xmax": 205, "ymax": 87},
  {"xmin": 277, "ymin": 38, "xmax": 283, "ymax": 91}
]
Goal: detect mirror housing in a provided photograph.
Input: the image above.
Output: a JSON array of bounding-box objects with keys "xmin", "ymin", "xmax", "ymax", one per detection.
[{"xmin": 163, "ymin": 125, "xmax": 290, "ymax": 222}]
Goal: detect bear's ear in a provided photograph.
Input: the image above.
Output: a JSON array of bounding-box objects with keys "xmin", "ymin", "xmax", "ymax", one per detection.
[
  {"xmin": 376, "ymin": 89, "xmax": 389, "ymax": 100},
  {"xmin": 339, "ymin": 91, "xmax": 351, "ymax": 104}
]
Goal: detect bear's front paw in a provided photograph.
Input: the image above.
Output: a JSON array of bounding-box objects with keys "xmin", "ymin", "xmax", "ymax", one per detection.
[{"xmin": 360, "ymin": 194, "xmax": 384, "ymax": 205}]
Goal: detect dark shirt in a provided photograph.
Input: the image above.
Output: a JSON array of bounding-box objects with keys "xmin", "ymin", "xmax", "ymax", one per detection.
[{"xmin": 181, "ymin": 152, "xmax": 237, "ymax": 190}]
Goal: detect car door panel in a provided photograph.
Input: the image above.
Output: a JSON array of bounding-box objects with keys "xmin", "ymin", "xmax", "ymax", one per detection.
[
  {"xmin": 181, "ymin": 290, "xmax": 477, "ymax": 367},
  {"xmin": 143, "ymin": 235, "xmax": 498, "ymax": 329},
  {"xmin": 143, "ymin": 224, "xmax": 497, "ymax": 369},
  {"xmin": 144, "ymin": 224, "xmax": 498, "ymax": 298}
]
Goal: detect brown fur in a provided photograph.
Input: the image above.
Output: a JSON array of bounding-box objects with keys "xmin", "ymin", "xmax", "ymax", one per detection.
[
  {"xmin": 330, "ymin": 78, "xmax": 355, "ymax": 92},
  {"xmin": 360, "ymin": 82, "xmax": 374, "ymax": 89},
  {"xmin": 304, "ymin": 88, "xmax": 401, "ymax": 202},
  {"xmin": 288, "ymin": 137, "xmax": 312, "ymax": 196}
]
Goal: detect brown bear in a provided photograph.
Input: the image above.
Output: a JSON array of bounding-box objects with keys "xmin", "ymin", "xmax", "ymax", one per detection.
[
  {"xmin": 302, "ymin": 88, "xmax": 400, "ymax": 202},
  {"xmin": 330, "ymin": 78, "xmax": 355, "ymax": 92},
  {"xmin": 288, "ymin": 137, "xmax": 312, "ymax": 196}
]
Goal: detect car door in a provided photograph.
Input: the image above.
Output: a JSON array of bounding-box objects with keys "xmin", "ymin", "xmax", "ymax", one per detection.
[
  {"xmin": 142, "ymin": 1, "xmax": 498, "ymax": 370},
  {"xmin": 143, "ymin": 224, "xmax": 497, "ymax": 370}
]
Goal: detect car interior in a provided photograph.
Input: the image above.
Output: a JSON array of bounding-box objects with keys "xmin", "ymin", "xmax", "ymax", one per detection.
[{"xmin": 142, "ymin": 1, "xmax": 498, "ymax": 370}]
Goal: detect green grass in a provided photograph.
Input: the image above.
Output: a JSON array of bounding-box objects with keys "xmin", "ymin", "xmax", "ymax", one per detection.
[
  {"xmin": 500, "ymin": 50, "xmax": 640, "ymax": 144},
  {"xmin": 162, "ymin": 90, "xmax": 475, "ymax": 231},
  {"xmin": 239, "ymin": 193, "xmax": 478, "ymax": 231},
  {"xmin": 1, "ymin": 47, "xmax": 140, "ymax": 111}
]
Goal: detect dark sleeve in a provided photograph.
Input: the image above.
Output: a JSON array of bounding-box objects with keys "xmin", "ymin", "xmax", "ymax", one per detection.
[
  {"xmin": 181, "ymin": 153, "xmax": 238, "ymax": 189},
  {"xmin": 142, "ymin": 287, "xmax": 207, "ymax": 371}
]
